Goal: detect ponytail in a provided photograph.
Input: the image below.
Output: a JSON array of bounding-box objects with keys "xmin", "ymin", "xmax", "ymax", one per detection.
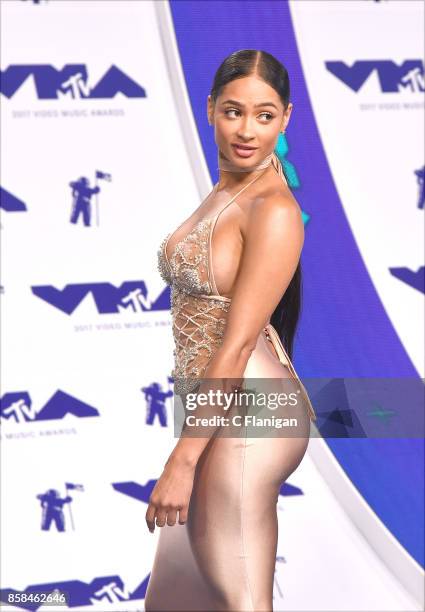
[{"xmin": 269, "ymin": 151, "xmax": 302, "ymax": 361}]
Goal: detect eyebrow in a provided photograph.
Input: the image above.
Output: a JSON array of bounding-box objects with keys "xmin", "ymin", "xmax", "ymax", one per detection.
[{"xmin": 221, "ymin": 98, "xmax": 279, "ymax": 110}]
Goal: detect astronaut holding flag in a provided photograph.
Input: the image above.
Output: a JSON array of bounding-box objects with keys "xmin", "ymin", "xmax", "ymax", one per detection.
[{"xmin": 69, "ymin": 170, "xmax": 112, "ymax": 227}]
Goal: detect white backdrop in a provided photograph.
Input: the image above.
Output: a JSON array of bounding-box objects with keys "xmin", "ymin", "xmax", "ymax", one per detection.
[{"xmin": 1, "ymin": 1, "xmax": 424, "ymax": 611}]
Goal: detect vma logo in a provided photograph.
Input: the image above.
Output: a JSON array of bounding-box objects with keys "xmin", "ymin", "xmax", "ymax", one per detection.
[
  {"xmin": 0, "ymin": 187, "xmax": 27, "ymax": 212},
  {"xmin": 0, "ymin": 64, "xmax": 146, "ymax": 100},
  {"xmin": 1, "ymin": 575, "xmax": 150, "ymax": 610},
  {"xmin": 32, "ymin": 282, "xmax": 170, "ymax": 314},
  {"xmin": 0, "ymin": 391, "xmax": 100, "ymax": 423},
  {"xmin": 326, "ymin": 60, "xmax": 424, "ymax": 93}
]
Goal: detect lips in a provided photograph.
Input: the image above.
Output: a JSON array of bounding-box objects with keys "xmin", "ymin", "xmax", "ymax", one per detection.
[
  {"xmin": 231, "ymin": 143, "xmax": 258, "ymax": 150},
  {"xmin": 231, "ymin": 143, "xmax": 258, "ymax": 159}
]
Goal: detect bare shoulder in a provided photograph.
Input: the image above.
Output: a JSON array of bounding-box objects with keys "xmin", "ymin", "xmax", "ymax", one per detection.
[{"xmin": 247, "ymin": 177, "xmax": 303, "ymax": 229}]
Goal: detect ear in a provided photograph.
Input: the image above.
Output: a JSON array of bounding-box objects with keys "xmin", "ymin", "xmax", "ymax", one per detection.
[
  {"xmin": 282, "ymin": 102, "xmax": 293, "ymax": 131},
  {"xmin": 207, "ymin": 95, "xmax": 213, "ymax": 125}
]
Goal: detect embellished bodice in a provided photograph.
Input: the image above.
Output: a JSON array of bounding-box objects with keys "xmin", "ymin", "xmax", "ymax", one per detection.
[
  {"xmin": 157, "ymin": 218, "xmax": 216, "ymax": 296},
  {"xmin": 157, "ymin": 216, "xmax": 231, "ymax": 395}
]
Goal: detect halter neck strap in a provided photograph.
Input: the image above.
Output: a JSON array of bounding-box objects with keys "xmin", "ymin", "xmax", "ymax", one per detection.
[
  {"xmin": 212, "ymin": 170, "xmax": 263, "ymax": 221},
  {"xmin": 214, "ymin": 173, "xmax": 263, "ymax": 215}
]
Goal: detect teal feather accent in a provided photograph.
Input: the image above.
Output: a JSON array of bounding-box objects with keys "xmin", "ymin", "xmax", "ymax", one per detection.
[
  {"xmin": 274, "ymin": 132, "xmax": 300, "ymax": 189},
  {"xmin": 274, "ymin": 133, "xmax": 310, "ymax": 226}
]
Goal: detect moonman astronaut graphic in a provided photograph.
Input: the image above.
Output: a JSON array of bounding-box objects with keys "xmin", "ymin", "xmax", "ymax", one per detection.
[
  {"xmin": 415, "ymin": 166, "xmax": 424, "ymax": 210},
  {"xmin": 37, "ymin": 489, "xmax": 72, "ymax": 532},
  {"xmin": 142, "ymin": 382, "xmax": 173, "ymax": 427},
  {"xmin": 69, "ymin": 177, "xmax": 100, "ymax": 226}
]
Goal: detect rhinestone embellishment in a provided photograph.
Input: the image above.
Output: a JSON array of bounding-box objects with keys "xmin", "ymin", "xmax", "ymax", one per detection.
[{"xmin": 157, "ymin": 220, "xmax": 231, "ymax": 393}]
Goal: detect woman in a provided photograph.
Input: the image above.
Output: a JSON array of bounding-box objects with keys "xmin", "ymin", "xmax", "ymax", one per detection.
[{"xmin": 145, "ymin": 49, "xmax": 316, "ymax": 611}]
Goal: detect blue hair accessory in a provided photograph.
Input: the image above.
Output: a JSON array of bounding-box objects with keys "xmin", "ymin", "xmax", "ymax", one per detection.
[{"xmin": 274, "ymin": 132, "xmax": 300, "ymax": 189}]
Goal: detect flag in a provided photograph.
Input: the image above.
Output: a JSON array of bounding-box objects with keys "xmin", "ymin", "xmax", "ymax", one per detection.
[
  {"xmin": 65, "ymin": 482, "xmax": 84, "ymax": 491},
  {"xmin": 96, "ymin": 170, "xmax": 112, "ymax": 181}
]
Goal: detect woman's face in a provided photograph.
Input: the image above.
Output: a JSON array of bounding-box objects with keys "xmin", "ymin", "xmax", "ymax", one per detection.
[{"xmin": 207, "ymin": 74, "xmax": 292, "ymax": 167}]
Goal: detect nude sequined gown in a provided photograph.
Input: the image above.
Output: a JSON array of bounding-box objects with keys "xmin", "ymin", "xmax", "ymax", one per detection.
[{"xmin": 145, "ymin": 174, "xmax": 316, "ymax": 612}]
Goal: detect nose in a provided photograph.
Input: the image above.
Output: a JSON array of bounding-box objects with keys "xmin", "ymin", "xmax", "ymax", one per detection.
[{"xmin": 236, "ymin": 115, "xmax": 256, "ymax": 141}]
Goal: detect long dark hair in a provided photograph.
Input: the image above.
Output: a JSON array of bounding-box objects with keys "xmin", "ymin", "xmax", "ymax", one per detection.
[{"xmin": 209, "ymin": 49, "xmax": 302, "ymax": 360}]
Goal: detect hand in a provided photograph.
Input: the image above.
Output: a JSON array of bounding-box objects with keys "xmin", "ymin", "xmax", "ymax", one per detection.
[{"xmin": 145, "ymin": 454, "xmax": 196, "ymax": 533}]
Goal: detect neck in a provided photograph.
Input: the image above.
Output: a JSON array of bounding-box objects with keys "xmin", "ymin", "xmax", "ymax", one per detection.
[{"xmin": 217, "ymin": 150, "xmax": 274, "ymax": 176}]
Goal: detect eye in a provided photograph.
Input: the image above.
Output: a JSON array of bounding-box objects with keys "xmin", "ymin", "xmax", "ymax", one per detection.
[
  {"xmin": 224, "ymin": 108, "xmax": 240, "ymax": 118},
  {"xmin": 224, "ymin": 109, "xmax": 274, "ymax": 121},
  {"xmin": 259, "ymin": 112, "xmax": 274, "ymax": 121}
]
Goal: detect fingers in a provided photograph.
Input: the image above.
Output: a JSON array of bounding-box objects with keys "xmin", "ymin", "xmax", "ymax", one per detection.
[
  {"xmin": 166, "ymin": 509, "xmax": 178, "ymax": 526},
  {"xmin": 155, "ymin": 507, "xmax": 168, "ymax": 528},
  {"xmin": 145, "ymin": 503, "xmax": 157, "ymax": 533},
  {"xmin": 178, "ymin": 507, "xmax": 188, "ymax": 525},
  {"xmin": 145, "ymin": 502, "xmax": 187, "ymax": 531}
]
